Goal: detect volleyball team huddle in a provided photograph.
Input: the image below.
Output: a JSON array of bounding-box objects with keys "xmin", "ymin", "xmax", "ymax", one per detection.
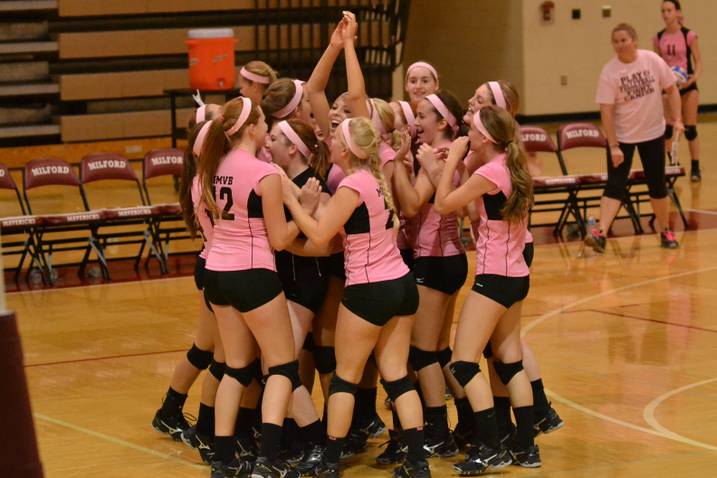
[{"xmin": 151, "ymin": 3, "xmax": 701, "ymax": 477}]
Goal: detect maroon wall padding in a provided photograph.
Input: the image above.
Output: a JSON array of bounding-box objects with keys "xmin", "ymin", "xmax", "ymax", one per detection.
[{"xmin": 0, "ymin": 312, "xmax": 44, "ymax": 478}]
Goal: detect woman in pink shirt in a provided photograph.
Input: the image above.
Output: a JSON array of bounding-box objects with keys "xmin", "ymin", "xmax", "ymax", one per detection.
[
  {"xmin": 587, "ymin": 23, "xmax": 683, "ymax": 253},
  {"xmin": 654, "ymin": 0, "xmax": 703, "ymax": 181},
  {"xmin": 404, "ymin": 61, "xmax": 440, "ymax": 112},
  {"xmin": 434, "ymin": 105, "xmax": 539, "ymax": 473},
  {"xmin": 198, "ymin": 96, "xmax": 302, "ymax": 478},
  {"xmin": 392, "ymin": 90, "xmax": 467, "ymax": 458},
  {"xmin": 283, "ymin": 117, "xmax": 428, "ymax": 478}
]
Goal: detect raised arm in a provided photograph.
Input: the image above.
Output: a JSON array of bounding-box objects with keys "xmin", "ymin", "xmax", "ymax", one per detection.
[
  {"xmin": 341, "ymin": 11, "xmax": 370, "ymax": 119},
  {"xmin": 305, "ymin": 20, "xmax": 346, "ymax": 138},
  {"xmin": 434, "ymin": 137, "xmax": 494, "ymax": 214},
  {"xmin": 285, "ymin": 186, "xmax": 359, "ymax": 246}
]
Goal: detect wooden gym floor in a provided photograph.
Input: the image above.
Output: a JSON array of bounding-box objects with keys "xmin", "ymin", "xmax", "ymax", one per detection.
[{"xmin": 5, "ymin": 118, "xmax": 717, "ymax": 477}]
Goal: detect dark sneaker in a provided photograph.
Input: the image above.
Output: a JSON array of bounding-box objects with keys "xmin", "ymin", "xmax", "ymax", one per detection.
[
  {"xmin": 315, "ymin": 460, "xmax": 340, "ymax": 478},
  {"xmin": 584, "ymin": 228, "xmax": 606, "ymax": 253},
  {"xmin": 181, "ymin": 426, "xmax": 214, "ymax": 464},
  {"xmin": 211, "ymin": 458, "xmax": 253, "ymax": 478},
  {"xmin": 295, "ymin": 444, "xmax": 324, "ymax": 476},
  {"xmin": 376, "ymin": 430, "xmax": 407, "ymax": 465},
  {"xmin": 510, "ymin": 443, "xmax": 541, "ymax": 468},
  {"xmin": 660, "ymin": 230, "xmax": 679, "ymax": 249},
  {"xmin": 250, "ymin": 456, "xmax": 300, "ymax": 478},
  {"xmin": 152, "ymin": 408, "xmax": 191, "ymax": 441},
  {"xmin": 534, "ymin": 404, "xmax": 565, "ymax": 436},
  {"xmin": 363, "ymin": 414, "xmax": 386, "ymax": 438},
  {"xmin": 453, "ymin": 444, "xmax": 511, "ymax": 475},
  {"xmin": 237, "ymin": 433, "xmax": 258, "ymax": 461},
  {"xmin": 341, "ymin": 427, "xmax": 369, "ymax": 459},
  {"xmin": 393, "ymin": 459, "xmax": 431, "ymax": 478},
  {"xmin": 422, "ymin": 431, "xmax": 459, "ymax": 458},
  {"xmin": 691, "ymin": 166, "xmax": 701, "ymax": 182}
]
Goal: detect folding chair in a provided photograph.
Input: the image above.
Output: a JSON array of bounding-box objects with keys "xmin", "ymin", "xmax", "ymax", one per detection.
[
  {"xmin": 629, "ymin": 165, "xmax": 688, "ymax": 229},
  {"xmin": 79, "ymin": 152, "xmax": 168, "ymax": 275},
  {"xmin": 556, "ymin": 122, "xmax": 644, "ymax": 235},
  {"xmin": 0, "ymin": 162, "xmax": 46, "ymax": 283},
  {"xmin": 22, "ymin": 158, "xmax": 107, "ymax": 283},
  {"xmin": 141, "ymin": 148, "xmax": 196, "ymax": 259},
  {"xmin": 522, "ymin": 126, "xmax": 584, "ymax": 237}
]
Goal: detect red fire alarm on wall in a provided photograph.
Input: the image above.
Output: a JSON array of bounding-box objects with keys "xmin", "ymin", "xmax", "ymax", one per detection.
[{"xmin": 541, "ymin": 1, "xmax": 556, "ymax": 22}]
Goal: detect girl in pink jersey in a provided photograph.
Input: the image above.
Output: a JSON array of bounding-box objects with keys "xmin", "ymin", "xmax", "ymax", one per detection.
[
  {"xmin": 266, "ymin": 118, "xmax": 334, "ymax": 474},
  {"xmin": 283, "ymin": 117, "xmax": 429, "ymax": 478},
  {"xmin": 461, "ymin": 81, "xmax": 564, "ymax": 446},
  {"xmin": 587, "ymin": 23, "xmax": 683, "ymax": 253},
  {"xmin": 434, "ymin": 105, "xmax": 539, "ymax": 473},
  {"xmin": 392, "ymin": 90, "xmax": 467, "ymax": 458},
  {"xmin": 404, "ymin": 61, "xmax": 440, "ymax": 111},
  {"xmin": 153, "ymin": 112, "xmax": 227, "ymax": 449},
  {"xmin": 198, "ymin": 96, "xmax": 303, "ymax": 478},
  {"xmin": 654, "ymin": 0, "xmax": 703, "ymax": 181},
  {"xmin": 238, "ymin": 60, "xmax": 277, "ymax": 105}
]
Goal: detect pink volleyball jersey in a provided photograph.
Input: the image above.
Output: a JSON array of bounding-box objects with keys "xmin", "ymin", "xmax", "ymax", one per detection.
[
  {"xmin": 191, "ymin": 176, "xmax": 214, "ymax": 259},
  {"xmin": 379, "ymin": 141, "xmax": 397, "ymax": 168},
  {"xmin": 413, "ymin": 151, "xmax": 464, "ymax": 258},
  {"xmin": 327, "ymin": 163, "xmax": 346, "ymax": 194},
  {"xmin": 338, "ymin": 169, "xmax": 408, "ymax": 285},
  {"xmin": 472, "ymin": 153, "xmax": 529, "ymax": 277},
  {"xmin": 654, "ymin": 28, "xmax": 697, "ymax": 74},
  {"xmin": 205, "ymin": 149, "xmax": 279, "ymax": 272}
]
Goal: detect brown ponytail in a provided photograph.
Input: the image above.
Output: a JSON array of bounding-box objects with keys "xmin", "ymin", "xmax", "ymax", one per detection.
[{"xmin": 284, "ymin": 118, "xmax": 330, "ymax": 180}]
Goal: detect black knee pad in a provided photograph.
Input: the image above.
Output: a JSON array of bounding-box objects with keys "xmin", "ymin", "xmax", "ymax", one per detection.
[
  {"xmin": 186, "ymin": 343, "xmax": 213, "ymax": 370},
  {"xmin": 449, "ymin": 361, "xmax": 481, "ymax": 388},
  {"xmin": 493, "ymin": 360, "xmax": 524, "ymax": 385},
  {"xmin": 329, "ymin": 373, "xmax": 358, "ymax": 396},
  {"xmin": 684, "ymin": 125, "xmax": 698, "ymax": 141},
  {"xmin": 208, "ymin": 360, "xmax": 226, "ymax": 381},
  {"xmin": 483, "ymin": 342, "xmax": 493, "ymax": 359},
  {"xmin": 664, "ymin": 124, "xmax": 673, "ymax": 140},
  {"xmin": 381, "ymin": 375, "xmax": 415, "ymax": 402},
  {"xmin": 226, "ymin": 364, "xmax": 255, "ymax": 386},
  {"xmin": 313, "ymin": 346, "xmax": 336, "ymax": 375},
  {"xmin": 437, "ymin": 347, "xmax": 452, "ymax": 369},
  {"xmin": 409, "ymin": 346, "xmax": 439, "ymax": 372},
  {"xmin": 268, "ymin": 360, "xmax": 302, "ymax": 390}
]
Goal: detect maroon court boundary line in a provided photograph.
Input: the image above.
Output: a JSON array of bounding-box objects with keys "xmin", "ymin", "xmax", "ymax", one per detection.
[
  {"xmin": 586, "ymin": 308, "xmax": 717, "ymax": 334},
  {"xmin": 25, "ymin": 348, "xmax": 187, "ymax": 368}
]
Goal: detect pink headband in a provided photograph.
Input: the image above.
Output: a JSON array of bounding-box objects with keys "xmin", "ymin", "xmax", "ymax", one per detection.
[
  {"xmin": 368, "ymin": 99, "xmax": 386, "ymax": 135},
  {"xmin": 340, "ymin": 119, "xmax": 367, "ymax": 159},
  {"xmin": 225, "ymin": 97, "xmax": 253, "ymax": 138},
  {"xmin": 398, "ymin": 100, "xmax": 416, "ymax": 135},
  {"xmin": 473, "ymin": 110, "xmax": 496, "ymax": 144},
  {"xmin": 425, "ymin": 94, "xmax": 458, "ymax": 133},
  {"xmin": 195, "ymin": 105, "xmax": 207, "ymax": 124},
  {"xmin": 240, "ymin": 66, "xmax": 271, "ymax": 85},
  {"xmin": 278, "ymin": 120, "xmax": 311, "ymax": 158},
  {"xmin": 272, "ymin": 80, "xmax": 304, "ymax": 119},
  {"xmin": 406, "ymin": 61, "xmax": 438, "ymax": 81},
  {"xmin": 487, "ymin": 81, "xmax": 507, "ymax": 110},
  {"xmin": 193, "ymin": 121, "xmax": 212, "ymax": 156}
]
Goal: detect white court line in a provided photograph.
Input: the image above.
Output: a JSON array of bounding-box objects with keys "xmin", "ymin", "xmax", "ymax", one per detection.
[
  {"xmin": 643, "ymin": 378, "xmax": 717, "ymax": 452},
  {"xmin": 686, "ymin": 208, "xmax": 717, "ymax": 216},
  {"xmin": 523, "ymin": 265, "xmax": 717, "ymax": 452},
  {"xmin": 34, "ymin": 413, "xmax": 204, "ymax": 469}
]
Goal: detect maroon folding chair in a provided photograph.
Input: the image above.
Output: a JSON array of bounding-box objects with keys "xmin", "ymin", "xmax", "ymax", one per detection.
[
  {"xmin": 141, "ymin": 149, "xmax": 195, "ymax": 258},
  {"xmin": 22, "ymin": 158, "xmax": 107, "ymax": 283},
  {"xmin": 557, "ymin": 122, "xmax": 644, "ymax": 234},
  {"xmin": 80, "ymin": 152, "xmax": 167, "ymax": 274},
  {"xmin": 521, "ymin": 126, "xmax": 585, "ymax": 237},
  {"xmin": 0, "ymin": 163, "xmax": 47, "ymax": 283}
]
